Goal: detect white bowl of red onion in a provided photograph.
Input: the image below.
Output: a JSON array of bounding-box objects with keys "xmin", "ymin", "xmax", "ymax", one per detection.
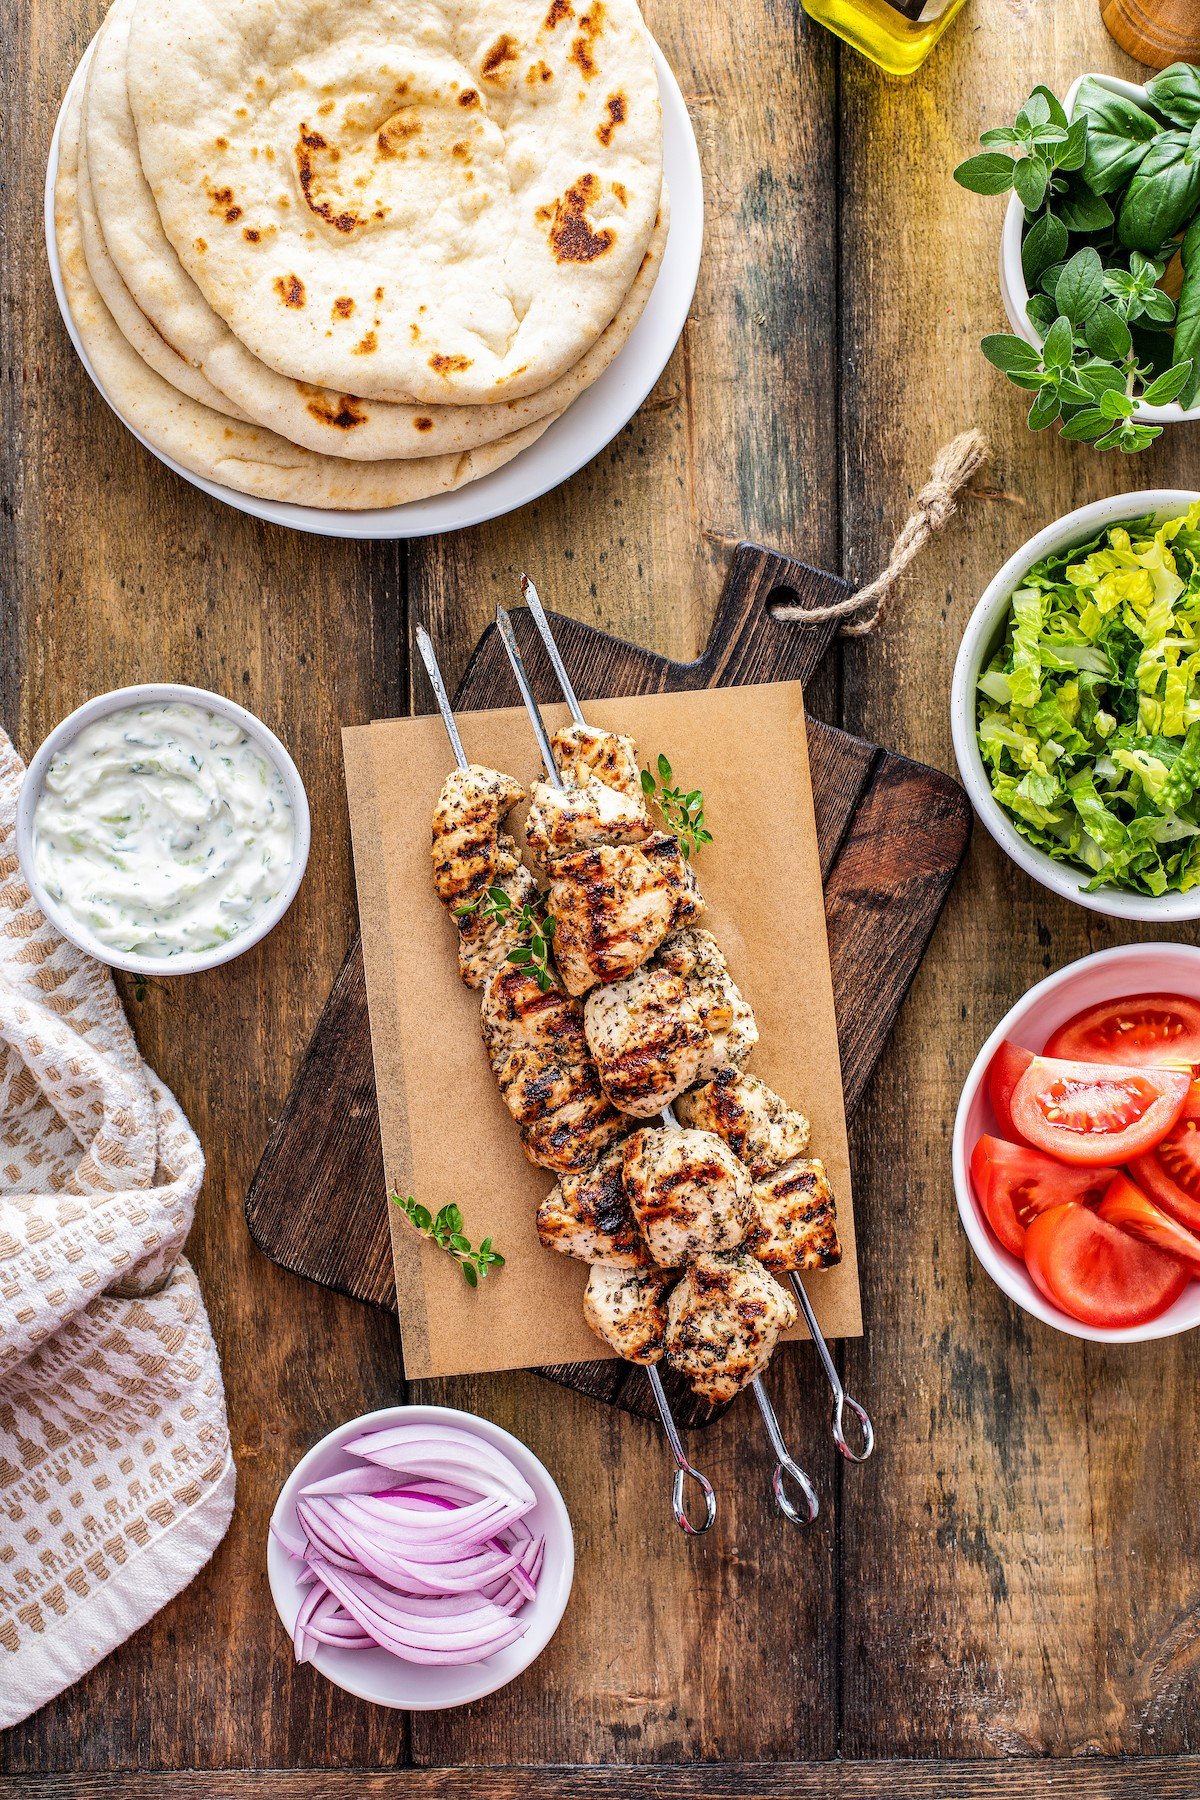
[{"xmin": 267, "ymin": 1405, "xmax": 574, "ymax": 1709}]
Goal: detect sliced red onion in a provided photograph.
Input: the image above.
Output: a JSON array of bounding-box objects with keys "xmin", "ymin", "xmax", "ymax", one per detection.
[{"xmin": 282, "ymin": 1420, "xmax": 546, "ymax": 1667}]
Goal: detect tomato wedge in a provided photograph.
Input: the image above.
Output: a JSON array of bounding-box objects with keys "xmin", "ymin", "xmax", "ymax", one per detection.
[
  {"xmin": 1045, "ymin": 992, "xmax": 1200, "ymax": 1070},
  {"xmin": 1023, "ymin": 1201, "xmax": 1189, "ymax": 1328},
  {"xmin": 1009, "ymin": 1056, "xmax": 1191, "ymax": 1166},
  {"xmin": 970, "ymin": 1135, "xmax": 1117, "ymax": 1257},
  {"xmin": 986, "ymin": 1040, "xmax": 1034, "ymax": 1138},
  {"xmin": 1097, "ymin": 1173, "xmax": 1200, "ymax": 1278},
  {"xmin": 1128, "ymin": 1079, "xmax": 1200, "ymax": 1233}
]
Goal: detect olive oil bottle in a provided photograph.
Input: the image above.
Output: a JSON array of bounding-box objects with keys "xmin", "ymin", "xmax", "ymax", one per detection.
[{"xmin": 802, "ymin": 0, "xmax": 968, "ymax": 76}]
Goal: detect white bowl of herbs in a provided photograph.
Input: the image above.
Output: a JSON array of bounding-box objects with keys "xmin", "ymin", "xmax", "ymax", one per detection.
[
  {"xmin": 955, "ymin": 66, "xmax": 1200, "ymax": 453},
  {"xmin": 950, "ymin": 490, "xmax": 1200, "ymax": 920}
]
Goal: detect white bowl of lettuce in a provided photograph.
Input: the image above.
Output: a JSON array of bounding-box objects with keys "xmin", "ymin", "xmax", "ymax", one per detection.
[{"xmin": 951, "ymin": 490, "xmax": 1200, "ymax": 918}]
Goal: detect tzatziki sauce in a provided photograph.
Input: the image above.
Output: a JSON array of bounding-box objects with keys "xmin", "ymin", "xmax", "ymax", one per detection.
[{"xmin": 32, "ymin": 700, "xmax": 297, "ymax": 958}]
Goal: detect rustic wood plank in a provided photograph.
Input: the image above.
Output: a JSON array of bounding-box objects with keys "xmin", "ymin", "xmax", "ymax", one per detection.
[
  {"xmin": 836, "ymin": 0, "xmax": 1200, "ymax": 1762},
  {"xmin": 0, "ymin": 0, "xmax": 413, "ymax": 1773},
  {"xmin": 6, "ymin": 1760, "xmax": 1200, "ymax": 1799},
  {"xmin": 403, "ymin": 0, "xmax": 845, "ymax": 1760}
]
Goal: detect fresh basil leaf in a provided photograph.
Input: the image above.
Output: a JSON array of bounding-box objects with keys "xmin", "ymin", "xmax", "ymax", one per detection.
[
  {"xmin": 1022, "ymin": 210, "xmax": 1069, "ymax": 286},
  {"xmin": 1094, "ymin": 425, "xmax": 1126, "ymax": 449},
  {"xmin": 1083, "ymin": 303, "xmax": 1133, "ymax": 362},
  {"xmin": 1039, "ymin": 261, "xmax": 1070, "ymax": 297},
  {"xmin": 1055, "ymin": 184, "xmax": 1114, "ymax": 233},
  {"xmin": 1013, "ymin": 154, "xmax": 1051, "ymax": 213},
  {"xmin": 1145, "ymin": 63, "xmax": 1200, "ymax": 129},
  {"xmin": 1118, "ymin": 129, "xmax": 1200, "ymax": 251},
  {"xmin": 980, "ymin": 125, "xmax": 1022, "ymax": 148},
  {"xmin": 1029, "ymin": 386, "xmax": 1063, "ymax": 429},
  {"xmin": 1076, "ymin": 78, "xmax": 1162, "ymax": 194},
  {"xmin": 1174, "ymin": 216, "xmax": 1200, "ymax": 407},
  {"xmin": 1142, "ymin": 359, "xmax": 1195, "ymax": 404},
  {"xmin": 1055, "ymin": 248, "xmax": 1106, "ymax": 324}
]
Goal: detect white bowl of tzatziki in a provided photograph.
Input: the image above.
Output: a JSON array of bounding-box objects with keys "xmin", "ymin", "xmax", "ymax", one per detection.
[{"xmin": 17, "ymin": 685, "xmax": 310, "ymax": 975}]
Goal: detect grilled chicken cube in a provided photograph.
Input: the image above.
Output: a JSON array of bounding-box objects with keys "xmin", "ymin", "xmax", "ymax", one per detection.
[
  {"xmin": 546, "ymin": 834, "xmax": 703, "ymax": 996},
  {"xmin": 676, "ymin": 1070, "xmax": 811, "ymax": 1179},
  {"xmin": 482, "ymin": 962, "xmax": 592, "ymax": 1089},
  {"xmin": 552, "ymin": 724, "xmax": 644, "ymax": 801},
  {"xmin": 525, "ymin": 779, "xmax": 651, "ymax": 859},
  {"xmin": 747, "ymin": 1158, "xmax": 841, "ymax": 1273},
  {"xmin": 455, "ymin": 864, "xmax": 540, "ymax": 988},
  {"xmin": 519, "ymin": 1094, "xmax": 629, "ymax": 1175},
  {"xmin": 584, "ymin": 929, "xmax": 756, "ymax": 1117},
  {"xmin": 657, "ymin": 929, "xmax": 758, "ymax": 1071},
  {"xmin": 431, "ymin": 766, "xmax": 525, "ymax": 909},
  {"xmin": 622, "ymin": 1127, "xmax": 751, "ymax": 1266},
  {"xmin": 584, "ymin": 961, "xmax": 709, "ymax": 1117},
  {"xmin": 536, "ymin": 1139, "xmax": 655, "ymax": 1266},
  {"xmin": 664, "ymin": 1251, "xmax": 798, "ymax": 1406},
  {"xmin": 480, "ymin": 961, "xmax": 625, "ymax": 1172},
  {"xmin": 583, "ymin": 1264, "xmax": 675, "ymax": 1364}
]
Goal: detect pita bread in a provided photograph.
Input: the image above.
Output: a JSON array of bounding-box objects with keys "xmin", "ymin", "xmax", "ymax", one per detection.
[
  {"xmin": 126, "ymin": 0, "xmax": 663, "ymax": 405},
  {"xmin": 76, "ymin": 108, "xmax": 250, "ymax": 423},
  {"xmin": 86, "ymin": 0, "xmax": 667, "ymax": 459},
  {"xmin": 56, "ymin": 85, "xmax": 555, "ymax": 512}
]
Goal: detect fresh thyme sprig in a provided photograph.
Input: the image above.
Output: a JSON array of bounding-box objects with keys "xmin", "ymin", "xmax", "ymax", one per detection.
[
  {"xmin": 391, "ymin": 1196, "xmax": 505, "ymax": 1288},
  {"xmin": 641, "ymin": 755, "xmax": 713, "ymax": 860},
  {"xmin": 454, "ymin": 885, "xmax": 557, "ymax": 991}
]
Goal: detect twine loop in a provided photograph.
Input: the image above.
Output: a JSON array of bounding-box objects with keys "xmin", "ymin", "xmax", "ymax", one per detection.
[{"xmin": 773, "ymin": 429, "xmax": 991, "ymax": 638}]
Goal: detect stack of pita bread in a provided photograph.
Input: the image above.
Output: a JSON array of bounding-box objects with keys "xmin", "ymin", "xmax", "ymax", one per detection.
[{"xmin": 53, "ymin": 0, "xmax": 667, "ymax": 512}]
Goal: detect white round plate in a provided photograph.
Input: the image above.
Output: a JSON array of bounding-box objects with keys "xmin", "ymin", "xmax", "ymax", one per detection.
[
  {"xmin": 267, "ymin": 1404, "xmax": 575, "ymax": 1709},
  {"xmin": 45, "ymin": 45, "xmax": 702, "ymax": 540}
]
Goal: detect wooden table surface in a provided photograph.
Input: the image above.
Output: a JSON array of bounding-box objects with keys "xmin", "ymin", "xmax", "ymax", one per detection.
[{"xmin": 5, "ymin": 0, "xmax": 1200, "ymax": 1792}]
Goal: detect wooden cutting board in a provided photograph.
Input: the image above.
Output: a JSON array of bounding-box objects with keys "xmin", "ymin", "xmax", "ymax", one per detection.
[{"xmin": 245, "ymin": 541, "xmax": 972, "ymax": 1424}]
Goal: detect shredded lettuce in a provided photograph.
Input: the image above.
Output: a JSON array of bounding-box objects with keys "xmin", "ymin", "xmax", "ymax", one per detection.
[{"xmin": 976, "ymin": 501, "xmax": 1200, "ymax": 896}]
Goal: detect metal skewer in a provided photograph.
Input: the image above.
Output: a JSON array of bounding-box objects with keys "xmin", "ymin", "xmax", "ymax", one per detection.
[
  {"xmin": 514, "ymin": 585, "xmax": 876, "ymax": 1468},
  {"xmin": 497, "ymin": 601, "xmax": 818, "ymax": 1527},
  {"xmin": 419, "ymin": 621, "xmax": 716, "ymax": 1538}
]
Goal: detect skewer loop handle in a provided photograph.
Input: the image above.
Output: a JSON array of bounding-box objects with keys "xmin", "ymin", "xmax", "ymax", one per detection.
[
  {"xmin": 672, "ymin": 1464, "xmax": 718, "ymax": 1537},
  {"xmin": 771, "ymin": 1455, "xmax": 820, "ymax": 1528},
  {"xmin": 832, "ymin": 1391, "xmax": 875, "ymax": 1464}
]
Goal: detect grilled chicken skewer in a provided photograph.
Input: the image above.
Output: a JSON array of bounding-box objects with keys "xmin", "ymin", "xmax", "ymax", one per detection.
[
  {"xmin": 514, "ymin": 582, "xmax": 875, "ymax": 1468},
  {"xmin": 416, "ymin": 625, "xmax": 718, "ymax": 1536},
  {"xmin": 496, "ymin": 601, "xmax": 819, "ymax": 1525}
]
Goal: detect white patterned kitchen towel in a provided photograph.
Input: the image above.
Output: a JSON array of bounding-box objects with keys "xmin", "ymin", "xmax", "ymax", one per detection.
[{"xmin": 0, "ymin": 730, "xmax": 234, "ymax": 1728}]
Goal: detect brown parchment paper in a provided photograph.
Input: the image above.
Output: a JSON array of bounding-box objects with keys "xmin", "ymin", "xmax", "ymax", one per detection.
[{"xmin": 344, "ymin": 681, "xmax": 862, "ymax": 1379}]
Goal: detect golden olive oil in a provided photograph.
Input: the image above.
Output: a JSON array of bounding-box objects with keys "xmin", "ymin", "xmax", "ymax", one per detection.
[{"xmin": 802, "ymin": 0, "xmax": 969, "ymax": 76}]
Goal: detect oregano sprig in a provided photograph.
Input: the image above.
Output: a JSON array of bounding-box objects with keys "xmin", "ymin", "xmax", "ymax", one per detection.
[
  {"xmin": 955, "ymin": 72, "xmax": 1200, "ymax": 446},
  {"xmin": 391, "ymin": 1196, "xmax": 504, "ymax": 1288},
  {"xmin": 640, "ymin": 755, "xmax": 713, "ymax": 860},
  {"xmin": 455, "ymin": 885, "xmax": 557, "ymax": 991},
  {"xmin": 981, "ymin": 245, "xmax": 1193, "ymax": 452}
]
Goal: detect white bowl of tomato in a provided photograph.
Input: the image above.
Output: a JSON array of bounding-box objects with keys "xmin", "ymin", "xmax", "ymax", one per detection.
[{"xmin": 953, "ymin": 942, "xmax": 1200, "ymax": 1341}]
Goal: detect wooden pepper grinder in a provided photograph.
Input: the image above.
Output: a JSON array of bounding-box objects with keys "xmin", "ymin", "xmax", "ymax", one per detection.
[{"xmin": 1101, "ymin": 0, "xmax": 1200, "ymax": 68}]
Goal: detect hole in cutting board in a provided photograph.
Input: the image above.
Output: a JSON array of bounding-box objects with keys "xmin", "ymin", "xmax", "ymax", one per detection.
[{"xmin": 765, "ymin": 584, "xmax": 801, "ymax": 619}]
